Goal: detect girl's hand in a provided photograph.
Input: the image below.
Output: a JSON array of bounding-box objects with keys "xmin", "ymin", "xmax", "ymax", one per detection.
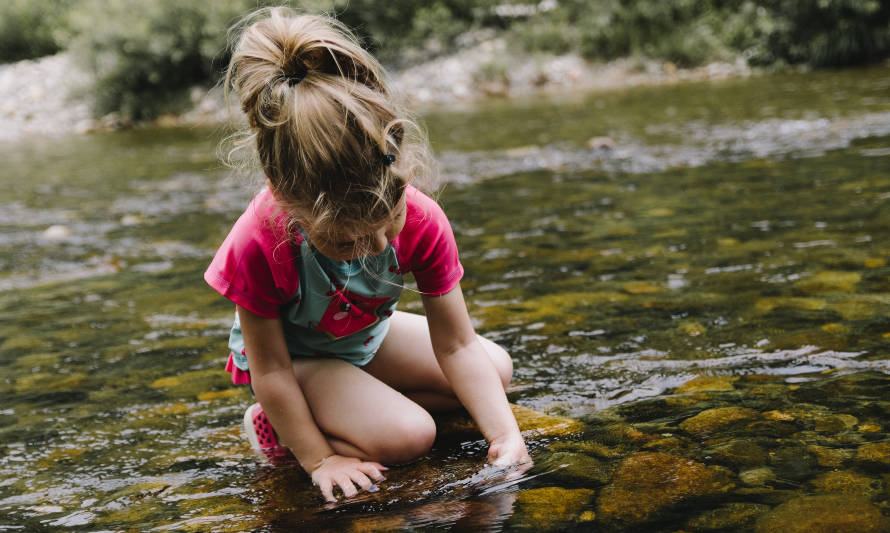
[
  {"xmin": 309, "ymin": 455, "xmax": 387, "ymax": 503},
  {"xmin": 487, "ymin": 433, "xmax": 532, "ymax": 470}
]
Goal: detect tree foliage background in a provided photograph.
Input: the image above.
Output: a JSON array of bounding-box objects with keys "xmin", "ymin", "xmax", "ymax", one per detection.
[{"xmin": 2, "ymin": 0, "xmax": 888, "ymax": 119}]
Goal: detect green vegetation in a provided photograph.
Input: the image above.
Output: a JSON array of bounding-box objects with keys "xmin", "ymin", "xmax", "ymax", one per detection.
[
  {"xmin": 510, "ymin": 0, "xmax": 890, "ymax": 68},
  {"xmin": 1, "ymin": 0, "xmax": 888, "ymax": 119},
  {"xmin": 0, "ymin": 0, "xmax": 74, "ymax": 62}
]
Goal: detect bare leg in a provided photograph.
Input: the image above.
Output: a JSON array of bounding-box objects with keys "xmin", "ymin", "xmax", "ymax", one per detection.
[
  {"xmin": 289, "ymin": 357, "xmax": 437, "ymax": 465},
  {"xmin": 283, "ymin": 311, "xmax": 511, "ymax": 464},
  {"xmin": 362, "ymin": 311, "xmax": 514, "ymax": 412}
]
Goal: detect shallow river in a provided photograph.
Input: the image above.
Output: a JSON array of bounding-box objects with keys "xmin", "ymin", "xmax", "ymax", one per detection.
[{"xmin": 2, "ymin": 66, "xmax": 890, "ymax": 531}]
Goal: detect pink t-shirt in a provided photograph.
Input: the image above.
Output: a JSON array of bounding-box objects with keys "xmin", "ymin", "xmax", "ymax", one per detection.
[{"xmin": 205, "ymin": 185, "xmax": 464, "ymax": 320}]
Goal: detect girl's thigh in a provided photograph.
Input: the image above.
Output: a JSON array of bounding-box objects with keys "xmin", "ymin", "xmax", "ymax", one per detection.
[
  {"xmin": 363, "ymin": 311, "xmax": 513, "ymax": 398},
  {"xmin": 291, "ymin": 356, "xmax": 435, "ymax": 463}
]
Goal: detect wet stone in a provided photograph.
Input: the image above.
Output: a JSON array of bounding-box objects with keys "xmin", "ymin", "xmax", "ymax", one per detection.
[
  {"xmin": 547, "ymin": 440, "xmax": 621, "ymax": 458},
  {"xmin": 596, "ymin": 452, "xmax": 733, "ymax": 526},
  {"xmin": 795, "ymin": 271, "xmax": 861, "ymax": 294},
  {"xmin": 684, "ymin": 502, "xmax": 770, "ymax": 531},
  {"xmin": 815, "ymin": 414, "xmax": 859, "ymax": 432},
  {"xmin": 540, "ymin": 451, "xmax": 611, "ymax": 485},
  {"xmin": 1, "ymin": 336, "xmax": 48, "ymax": 351},
  {"xmin": 857, "ymin": 442, "xmax": 890, "ymax": 467},
  {"xmin": 810, "ymin": 470, "xmax": 883, "ymax": 499},
  {"xmin": 678, "ymin": 407, "xmax": 759, "ymax": 437},
  {"xmin": 768, "ymin": 444, "xmax": 817, "ymax": 482},
  {"xmin": 754, "ymin": 297, "xmax": 826, "ymax": 314},
  {"xmin": 754, "ymin": 494, "xmax": 889, "ymax": 533},
  {"xmin": 807, "ymin": 444, "xmax": 852, "ymax": 468},
  {"xmin": 675, "ymin": 375, "xmax": 737, "ymax": 394},
  {"xmin": 706, "ymin": 439, "xmax": 769, "ymax": 467},
  {"xmin": 622, "ymin": 281, "xmax": 663, "ymax": 294},
  {"xmin": 440, "ymin": 404, "xmax": 584, "ymax": 439},
  {"xmin": 739, "ymin": 467, "xmax": 777, "ymax": 487},
  {"xmin": 511, "ymin": 487, "xmax": 595, "ymax": 532}
]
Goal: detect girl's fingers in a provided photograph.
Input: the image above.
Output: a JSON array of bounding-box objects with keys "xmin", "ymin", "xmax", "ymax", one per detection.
[
  {"xmin": 348, "ymin": 471, "xmax": 374, "ymax": 491},
  {"xmin": 337, "ymin": 475, "xmax": 358, "ymax": 498},
  {"xmin": 318, "ymin": 479, "xmax": 336, "ymax": 503},
  {"xmin": 356, "ymin": 462, "xmax": 387, "ymax": 482}
]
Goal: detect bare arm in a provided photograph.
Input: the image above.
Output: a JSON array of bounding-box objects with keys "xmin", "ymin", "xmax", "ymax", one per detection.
[
  {"xmin": 236, "ymin": 306, "xmax": 384, "ymax": 501},
  {"xmin": 421, "ymin": 286, "xmax": 529, "ymax": 465}
]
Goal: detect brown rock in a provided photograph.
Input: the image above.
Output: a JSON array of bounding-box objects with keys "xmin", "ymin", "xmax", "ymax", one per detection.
[
  {"xmin": 512, "ymin": 487, "xmax": 595, "ymax": 531},
  {"xmin": 755, "ymin": 494, "xmax": 888, "ymax": 533},
  {"xmin": 810, "ymin": 471, "xmax": 883, "ymax": 499},
  {"xmin": 679, "ymin": 407, "xmax": 759, "ymax": 437},
  {"xmin": 685, "ymin": 502, "xmax": 770, "ymax": 531},
  {"xmin": 675, "ymin": 375, "xmax": 737, "ymax": 394},
  {"xmin": 857, "ymin": 442, "xmax": 890, "ymax": 466},
  {"xmin": 596, "ymin": 452, "xmax": 733, "ymax": 525}
]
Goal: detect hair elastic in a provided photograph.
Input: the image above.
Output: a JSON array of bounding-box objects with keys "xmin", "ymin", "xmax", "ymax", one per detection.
[
  {"xmin": 285, "ymin": 64, "xmax": 308, "ymax": 86},
  {"xmin": 383, "ymin": 154, "xmax": 396, "ymax": 166}
]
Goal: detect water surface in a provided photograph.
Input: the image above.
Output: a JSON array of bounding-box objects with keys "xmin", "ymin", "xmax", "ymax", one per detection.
[{"xmin": 2, "ymin": 66, "xmax": 890, "ymax": 531}]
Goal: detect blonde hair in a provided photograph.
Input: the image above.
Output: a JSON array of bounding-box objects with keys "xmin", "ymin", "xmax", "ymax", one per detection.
[{"xmin": 225, "ymin": 7, "xmax": 433, "ymax": 251}]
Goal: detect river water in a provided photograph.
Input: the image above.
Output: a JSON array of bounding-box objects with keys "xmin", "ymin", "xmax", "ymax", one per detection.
[{"xmin": 2, "ymin": 66, "xmax": 890, "ymax": 531}]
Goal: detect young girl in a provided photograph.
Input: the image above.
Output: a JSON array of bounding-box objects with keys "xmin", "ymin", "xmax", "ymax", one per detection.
[{"xmin": 205, "ymin": 8, "xmax": 530, "ymax": 504}]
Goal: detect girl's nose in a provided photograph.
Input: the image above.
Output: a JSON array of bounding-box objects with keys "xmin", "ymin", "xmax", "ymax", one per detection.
[{"xmin": 370, "ymin": 230, "xmax": 388, "ymax": 255}]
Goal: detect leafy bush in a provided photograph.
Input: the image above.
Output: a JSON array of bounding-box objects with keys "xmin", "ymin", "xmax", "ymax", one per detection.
[
  {"xmin": 0, "ymin": 0, "xmax": 73, "ymax": 62},
  {"xmin": 5, "ymin": 0, "xmax": 887, "ymax": 119},
  {"xmin": 64, "ymin": 0, "xmax": 266, "ymax": 119},
  {"xmin": 514, "ymin": 0, "xmax": 890, "ymax": 68}
]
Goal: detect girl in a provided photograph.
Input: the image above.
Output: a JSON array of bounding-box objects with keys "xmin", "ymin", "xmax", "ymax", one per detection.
[{"xmin": 205, "ymin": 8, "xmax": 530, "ymax": 504}]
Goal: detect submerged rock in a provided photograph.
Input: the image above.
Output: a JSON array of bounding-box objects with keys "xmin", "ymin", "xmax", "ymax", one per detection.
[
  {"xmin": 754, "ymin": 494, "xmax": 888, "ymax": 533},
  {"xmin": 814, "ymin": 414, "xmax": 859, "ymax": 432},
  {"xmin": 539, "ymin": 451, "xmax": 611, "ymax": 485},
  {"xmin": 810, "ymin": 470, "xmax": 883, "ymax": 499},
  {"xmin": 795, "ymin": 271, "xmax": 861, "ymax": 294},
  {"xmin": 441, "ymin": 404, "xmax": 584, "ymax": 439},
  {"xmin": 675, "ymin": 375, "xmax": 738, "ymax": 394},
  {"xmin": 596, "ymin": 452, "xmax": 733, "ymax": 525},
  {"xmin": 707, "ymin": 439, "xmax": 769, "ymax": 467},
  {"xmin": 511, "ymin": 487, "xmax": 595, "ymax": 531},
  {"xmin": 857, "ymin": 442, "xmax": 890, "ymax": 466},
  {"xmin": 685, "ymin": 502, "xmax": 770, "ymax": 531},
  {"xmin": 739, "ymin": 467, "xmax": 777, "ymax": 487},
  {"xmin": 754, "ymin": 297, "xmax": 826, "ymax": 313},
  {"xmin": 678, "ymin": 407, "xmax": 759, "ymax": 437},
  {"xmin": 547, "ymin": 440, "xmax": 621, "ymax": 458}
]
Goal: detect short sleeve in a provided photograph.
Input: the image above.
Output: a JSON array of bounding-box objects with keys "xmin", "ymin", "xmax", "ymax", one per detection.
[
  {"xmin": 394, "ymin": 187, "xmax": 464, "ymax": 296},
  {"xmin": 204, "ymin": 191, "xmax": 300, "ymax": 318}
]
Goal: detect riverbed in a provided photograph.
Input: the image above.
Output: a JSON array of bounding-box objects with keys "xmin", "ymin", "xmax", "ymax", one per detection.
[{"xmin": 2, "ymin": 65, "xmax": 890, "ymax": 531}]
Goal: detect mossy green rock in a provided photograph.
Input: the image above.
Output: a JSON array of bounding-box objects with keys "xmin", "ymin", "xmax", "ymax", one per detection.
[
  {"xmin": 739, "ymin": 467, "xmax": 777, "ymax": 486},
  {"xmin": 755, "ymin": 494, "xmax": 889, "ymax": 533},
  {"xmin": 678, "ymin": 407, "xmax": 759, "ymax": 437},
  {"xmin": 815, "ymin": 414, "xmax": 859, "ymax": 432},
  {"xmin": 440, "ymin": 404, "xmax": 584, "ymax": 438},
  {"xmin": 685, "ymin": 502, "xmax": 770, "ymax": 531},
  {"xmin": 795, "ymin": 271, "xmax": 861, "ymax": 294},
  {"xmin": 810, "ymin": 471, "xmax": 883, "ymax": 499},
  {"xmin": 707, "ymin": 439, "xmax": 768, "ymax": 467},
  {"xmin": 857, "ymin": 442, "xmax": 890, "ymax": 466},
  {"xmin": 675, "ymin": 375, "xmax": 738, "ymax": 393},
  {"xmin": 511, "ymin": 487, "xmax": 595, "ymax": 531},
  {"xmin": 596, "ymin": 452, "xmax": 733, "ymax": 525},
  {"xmin": 539, "ymin": 451, "xmax": 610, "ymax": 485}
]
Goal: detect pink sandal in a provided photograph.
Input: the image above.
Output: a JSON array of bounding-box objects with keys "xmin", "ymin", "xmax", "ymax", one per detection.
[{"xmin": 242, "ymin": 403, "xmax": 295, "ymax": 465}]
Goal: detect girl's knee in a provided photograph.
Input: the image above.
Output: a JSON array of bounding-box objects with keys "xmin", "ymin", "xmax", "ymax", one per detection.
[{"xmin": 376, "ymin": 410, "xmax": 436, "ymax": 464}]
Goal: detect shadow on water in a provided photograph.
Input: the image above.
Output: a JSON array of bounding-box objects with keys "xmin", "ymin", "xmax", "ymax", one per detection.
[{"xmin": 1, "ymin": 66, "xmax": 890, "ymax": 531}]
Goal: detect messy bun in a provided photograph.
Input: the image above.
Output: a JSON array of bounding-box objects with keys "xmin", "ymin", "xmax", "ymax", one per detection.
[{"xmin": 224, "ymin": 7, "xmax": 433, "ymax": 248}]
